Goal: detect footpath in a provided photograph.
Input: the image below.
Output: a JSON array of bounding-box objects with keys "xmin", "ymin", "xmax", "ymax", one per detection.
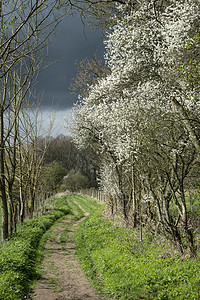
[{"xmin": 30, "ymin": 200, "xmax": 106, "ymax": 300}]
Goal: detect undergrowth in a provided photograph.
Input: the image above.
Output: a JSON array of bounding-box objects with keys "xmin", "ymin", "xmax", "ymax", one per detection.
[
  {"xmin": 76, "ymin": 210, "xmax": 200, "ymax": 300},
  {"xmin": 0, "ymin": 197, "xmax": 71, "ymax": 300}
]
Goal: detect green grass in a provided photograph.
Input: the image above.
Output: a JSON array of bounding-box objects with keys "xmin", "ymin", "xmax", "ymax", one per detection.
[
  {"xmin": 0, "ymin": 196, "xmax": 71, "ymax": 300},
  {"xmin": 75, "ymin": 210, "xmax": 200, "ymax": 300},
  {"xmin": 59, "ymin": 194, "xmax": 103, "ymax": 249},
  {"xmin": 2, "ymin": 193, "xmax": 199, "ymax": 300},
  {"xmin": 59, "ymin": 223, "xmax": 74, "ymax": 250},
  {"xmin": 72, "ymin": 194, "xmax": 104, "ymax": 213},
  {"xmin": 63, "ymin": 194, "xmax": 85, "ymax": 219}
]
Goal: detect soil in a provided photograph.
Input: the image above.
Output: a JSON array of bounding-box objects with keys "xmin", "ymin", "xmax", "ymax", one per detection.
[{"xmin": 30, "ymin": 205, "xmax": 106, "ymax": 300}]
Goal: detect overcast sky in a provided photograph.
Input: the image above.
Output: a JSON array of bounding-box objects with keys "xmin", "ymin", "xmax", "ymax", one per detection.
[{"xmin": 35, "ymin": 14, "xmax": 104, "ymax": 136}]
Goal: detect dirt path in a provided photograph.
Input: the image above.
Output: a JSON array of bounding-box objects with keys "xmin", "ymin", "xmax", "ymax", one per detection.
[{"xmin": 30, "ymin": 210, "xmax": 106, "ymax": 300}]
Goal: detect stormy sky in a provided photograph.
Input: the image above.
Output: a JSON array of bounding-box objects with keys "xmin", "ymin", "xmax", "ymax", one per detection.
[{"xmin": 36, "ymin": 14, "xmax": 104, "ymax": 136}]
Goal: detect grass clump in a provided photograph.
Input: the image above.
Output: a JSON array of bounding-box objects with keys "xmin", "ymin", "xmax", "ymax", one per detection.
[
  {"xmin": 76, "ymin": 211, "xmax": 200, "ymax": 300},
  {"xmin": 0, "ymin": 197, "xmax": 70, "ymax": 300}
]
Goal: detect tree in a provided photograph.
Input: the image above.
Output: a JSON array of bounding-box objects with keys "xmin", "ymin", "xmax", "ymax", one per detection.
[
  {"xmin": 69, "ymin": 0, "xmax": 135, "ymax": 30},
  {"xmin": 0, "ymin": 0, "xmax": 72, "ymax": 240},
  {"xmin": 70, "ymin": 56, "xmax": 111, "ymax": 98},
  {"xmin": 19, "ymin": 105, "xmax": 54, "ymax": 219},
  {"xmin": 42, "ymin": 135, "xmax": 98, "ymax": 187},
  {"xmin": 0, "ymin": 0, "xmax": 125, "ymax": 240},
  {"xmin": 41, "ymin": 161, "xmax": 67, "ymax": 195},
  {"xmin": 71, "ymin": 0, "xmax": 200, "ymax": 256},
  {"xmin": 61, "ymin": 169, "xmax": 89, "ymax": 192}
]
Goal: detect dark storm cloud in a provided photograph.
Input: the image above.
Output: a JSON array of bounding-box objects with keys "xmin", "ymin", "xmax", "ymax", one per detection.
[{"xmin": 36, "ymin": 14, "xmax": 104, "ymax": 110}]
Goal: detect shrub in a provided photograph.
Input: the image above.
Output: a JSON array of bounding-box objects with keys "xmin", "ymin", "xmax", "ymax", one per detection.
[{"xmin": 0, "ymin": 271, "xmax": 26, "ymax": 300}]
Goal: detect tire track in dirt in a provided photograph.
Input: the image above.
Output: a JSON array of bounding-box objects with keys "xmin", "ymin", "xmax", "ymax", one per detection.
[{"xmin": 30, "ymin": 206, "xmax": 106, "ymax": 300}]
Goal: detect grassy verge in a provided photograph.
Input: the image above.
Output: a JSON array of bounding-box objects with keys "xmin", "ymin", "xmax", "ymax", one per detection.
[
  {"xmin": 76, "ymin": 210, "xmax": 200, "ymax": 300},
  {"xmin": 64, "ymin": 194, "xmax": 85, "ymax": 220},
  {"xmin": 72, "ymin": 194, "xmax": 104, "ymax": 213},
  {"xmin": 0, "ymin": 197, "xmax": 71, "ymax": 300},
  {"xmin": 59, "ymin": 194, "xmax": 102, "ymax": 247}
]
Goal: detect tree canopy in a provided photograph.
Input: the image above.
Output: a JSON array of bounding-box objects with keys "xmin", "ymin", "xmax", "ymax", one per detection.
[{"xmin": 71, "ymin": 0, "xmax": 200, "ymax": 256}]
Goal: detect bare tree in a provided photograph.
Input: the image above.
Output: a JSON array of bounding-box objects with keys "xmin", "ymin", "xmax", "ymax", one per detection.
[{"xmin": 0, "ymin": 0, "xmax": 70, "ymax": 241}]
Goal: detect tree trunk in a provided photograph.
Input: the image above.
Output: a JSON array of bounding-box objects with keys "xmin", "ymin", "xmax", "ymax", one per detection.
[
  {"xmin": 0, "ymin": 108, "xmax": 9, "ymax": 241},
  {"xmin": 0, "ymin": 187, "xmax": 8, "ymax": 242},
  {"xmin": 123, "ymin": 196, "xmax": 128, "ymax": 222},
  {"xmin": 19, "ymin": 185, "xmax": 25, "ymax": 223},
  {"xmin": 29, "ymin": 194, "xmax": 35, "ymax": 219},
  {"xmin": 185, "ymin": 227, "xmax": 197, "ymax": 257},
  {"xmin": 132, "ymin": 169, "xmax": 137, "ymax": 228},
  {"xmin": 172, "ymin": 97, "xmax": 200, "ymax": 157},
  {"xmin": 9, "ymin": 201, "xmax": 14, "ymax": 236},
  {"xmin": 179, "ymin": 184, "xmax": 197, "ymax": 257},
  {"xmin": 13, "ymin": 203, "xmax": 17, "ymax": 233},
  {"xmin": 172, "ymin": 226, "xmax": 184, "ymax": 255}
]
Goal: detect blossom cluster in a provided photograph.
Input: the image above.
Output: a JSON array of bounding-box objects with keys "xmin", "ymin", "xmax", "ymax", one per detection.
[{"xmin": 71, "ymin": 0, "xmax": 200, "ymax": 200}]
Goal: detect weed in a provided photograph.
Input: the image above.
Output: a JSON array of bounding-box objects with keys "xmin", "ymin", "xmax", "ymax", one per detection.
[{"xmin": 48, "ymin": 277, "xmax": 61, "ymax": 292}]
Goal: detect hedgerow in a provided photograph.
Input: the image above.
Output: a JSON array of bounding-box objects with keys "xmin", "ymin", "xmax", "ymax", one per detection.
[{"xmin": 0, "ymin": 197, "xmax": 70, "ymax": 300}]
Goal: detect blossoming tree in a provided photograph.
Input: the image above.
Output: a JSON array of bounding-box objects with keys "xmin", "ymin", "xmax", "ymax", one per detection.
[{"xmin": 72, "ymin": 0, "xmax": 200, "ymax": 256}]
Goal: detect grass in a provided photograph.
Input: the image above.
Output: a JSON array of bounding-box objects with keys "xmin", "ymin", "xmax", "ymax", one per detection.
[
  {"xmin": 2, "ymin": 192, "xmax": 199, "ymax": 300},
  {"xmin": 48, "ymin": 277, "xmax": 61, "ymax": 292},
  {"xmin": 0, "ymin": 196, "xmax": 71, "ymax": 300},
  {"xmin": 64, "ymin": 194, "xmax": 85, "ymax": 219},
  {"xmin": 72, "ymin": 194, "xmax": 104, "ymax": 213},
  {"xmin": 75, "ymin": 209, "xmax": 200, "ymax": 300},
  {"xmin": 59, "ymin": 223, "xmax": 74, "ymax": 250},
  {"xmin": 59, "ymin": 194, "xmax": 102, "ymax": 248}
]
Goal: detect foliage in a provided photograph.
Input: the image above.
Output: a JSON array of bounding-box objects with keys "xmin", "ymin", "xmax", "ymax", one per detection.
[
  {"xmin": 61, "ymin": 169, "xmax": 89, "ymax": 192},
  {"xmin": 0, "ymin": 197, "xmax": 70, "ymax": 299},
  {"xmin": 0, "ymin": 206, "xmax": 1, "ymax": 242},
  {"xmin": 76, "ymin": 211, "xmax": 200, "ymax": 300},
  {"xmin": 42, "ymin": 135, "xmax": 98, "ymax": 188},
  {"xmin": 41, "ymin": 161, "xmax": 67, "ymax": 194},
  {"xmin": 72, "ymin": 0, "xmax": 200, "ymax": 255}
]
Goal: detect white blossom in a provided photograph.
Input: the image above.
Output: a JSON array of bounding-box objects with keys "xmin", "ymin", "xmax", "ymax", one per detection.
[{"xmin": 71, "ymin": 0, "xmax": 200, "ymax": 200}]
